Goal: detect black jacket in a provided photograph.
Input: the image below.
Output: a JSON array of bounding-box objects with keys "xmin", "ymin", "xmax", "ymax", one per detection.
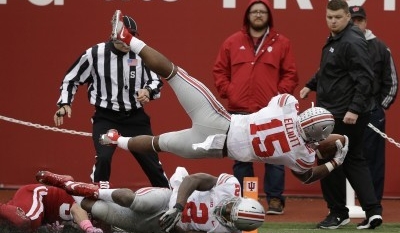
[
  {"xmin": 306, "ymin": 22, "xmax": 374, "ymax": 117},
  {"xmin": 365, "ymin": 30, "xmax": 398, "ymax": 110}
]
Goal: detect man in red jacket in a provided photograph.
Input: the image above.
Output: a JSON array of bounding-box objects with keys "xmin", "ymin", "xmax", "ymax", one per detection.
[{"xmin": 213, "ymin": 0, "xmax": 298, "ymax": 215}]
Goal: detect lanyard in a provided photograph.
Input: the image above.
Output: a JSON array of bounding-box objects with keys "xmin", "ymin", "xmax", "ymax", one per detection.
[{"xmin": 254, "ymin": 28, "xmax": 269, "ymax": 56}]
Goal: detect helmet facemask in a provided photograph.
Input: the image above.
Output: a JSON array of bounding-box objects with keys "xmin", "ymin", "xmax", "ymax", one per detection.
[
  {"xmin": 213, "ymin": 197, "xmax": 265, "ymax": 231},
  {"xmin": 213, "ymin": 197, "xmax": 238, "ymax": 230}
]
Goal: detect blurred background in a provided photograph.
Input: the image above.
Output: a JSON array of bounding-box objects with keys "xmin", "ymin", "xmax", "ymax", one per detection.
[{"xmin": 1, "ymin": 0, "xmax": 399, "ymax": 198}]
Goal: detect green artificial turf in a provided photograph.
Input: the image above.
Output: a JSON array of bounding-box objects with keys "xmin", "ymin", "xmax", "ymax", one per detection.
[{"xmin": 257, "ymin": 222, "xmax": 400, "ymax": 233}]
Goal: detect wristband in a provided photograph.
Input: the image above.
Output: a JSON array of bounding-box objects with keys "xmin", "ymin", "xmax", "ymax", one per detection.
[
  {"xmin": 174, "ymin": 203, "xmax": 184, "ymax": 212},
  {"xmin": 325, "ymin": 161, "xmax": 335, "ymax": 172},
  {"xmin": 130, "ymin": 37, "xmax": 146, "ymax": 54},
  {"xmin": 117, "ymin": 137, "xmax": 130, "ymax": 151}
]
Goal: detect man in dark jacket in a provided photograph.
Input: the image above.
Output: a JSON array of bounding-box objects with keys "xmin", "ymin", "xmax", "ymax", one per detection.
[
  {"xmin": 350, "ymin": 5, "xmax": 398, "ymax": 203},
  {"xmin": 300, "ymin": 0, "xmax": 383, "ymax": 230}
]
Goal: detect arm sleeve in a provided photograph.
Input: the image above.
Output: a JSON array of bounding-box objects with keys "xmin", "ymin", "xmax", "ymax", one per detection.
[
  {"xmin": 379, "ymin": 46, "xmax": 398, "ymax": 109},
  {"xmin": 213, "ymin": 41, "xmax": 232, "ymax": 99},
  {"xmin": 346, "ymin": 39, "xmax": 374, "ymax": 114},
  {"xmin": 143, "ymin": 62, "xmax": 163, "ymax": 100},
  {"xmin": 277, "ymin": 42, "xmax": 299, "ymax": 94},
  {"xmin": 305, "ymin": 73, "xmax": 318, "ymax": 91},
  {"xmin": 56, "ymin": 50, "xmax": 93, "ymax": 106}
]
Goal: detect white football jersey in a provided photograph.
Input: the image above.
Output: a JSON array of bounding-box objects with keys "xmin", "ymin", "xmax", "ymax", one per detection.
[
  {"xmin": 170, "ymin": 170, "xmax": 241, "ymax": 233},
  {"xmin": 227, "ymin": 94, "xmax": 316, "ymax": 174}
]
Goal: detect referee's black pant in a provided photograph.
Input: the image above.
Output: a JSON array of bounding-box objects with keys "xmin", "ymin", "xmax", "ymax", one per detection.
[
  {"xmin": 317, "ymin": 113, "xmax": 382, "ymax": 218},
  {"xmin": 91, "ymin": 107, "xmax": 170, "ymax": 188}
]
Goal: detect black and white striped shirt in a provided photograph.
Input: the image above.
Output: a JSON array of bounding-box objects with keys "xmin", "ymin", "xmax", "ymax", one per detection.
[{"xmin": 57, "ymin": 41, "xmax": 163, "ymax": 112}]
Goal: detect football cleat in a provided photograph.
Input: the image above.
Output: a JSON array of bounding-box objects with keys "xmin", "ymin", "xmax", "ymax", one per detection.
[
  {"xmin": 65, "ymin": 182, "xmax": 99, "ymax": 199},
  {"xmin": 36, "ymin": 171, "xmax": 74, "ymax": 188},
  {"xmin": 110, "ymin": 10, "xmax": 133, "ymax": 45},
  {"xmin": 99, "ymin": 129, "xmax": 120, "ymax": 146}
]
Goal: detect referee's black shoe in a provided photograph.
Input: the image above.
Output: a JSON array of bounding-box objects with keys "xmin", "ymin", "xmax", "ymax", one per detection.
[{"xmin": 317, "ymin": 213, "xmax": 350, "ymax": 229}]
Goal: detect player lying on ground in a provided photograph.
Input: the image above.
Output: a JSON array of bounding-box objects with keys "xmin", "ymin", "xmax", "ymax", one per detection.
[
  {"xmin": 0, "ymin": 182, "xmax": 102, "ymax": 233},
  {"xmin": 37, "ymin": 168, "xmax": 265, "ymax": 233},
  {"xmin": 100, "ymin": 10, "xmax": 349, "ymax": 185}
]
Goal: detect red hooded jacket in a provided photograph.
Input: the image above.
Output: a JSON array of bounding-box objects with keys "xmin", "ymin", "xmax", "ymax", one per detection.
[{"xmin": 213, "ymin": 0, "xmax": 298, "ymax": 113}]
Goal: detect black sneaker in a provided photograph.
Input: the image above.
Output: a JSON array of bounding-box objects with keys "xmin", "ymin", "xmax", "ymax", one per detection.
[
  {"xmin": 356, "ymin": 215, "xmax": 382, "ymax": 229},
  {"xmin": 317, "ymin": 214, "xmax": 350, "ymax": 229}
]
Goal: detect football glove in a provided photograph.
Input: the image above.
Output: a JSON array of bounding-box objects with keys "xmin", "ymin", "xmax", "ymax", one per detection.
[
  {"xmin": 332, "ymin": 135, "xmax": 349, "ymax": 167},
  {"xmin": 159, "ymin": 203, "xmax": 184, "ymax": 232}
]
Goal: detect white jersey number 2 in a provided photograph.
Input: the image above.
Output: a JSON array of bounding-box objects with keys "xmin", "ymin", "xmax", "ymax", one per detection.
[{"xmin": 181, "ymin": 202, "xmax": 209, "ymax": 224}]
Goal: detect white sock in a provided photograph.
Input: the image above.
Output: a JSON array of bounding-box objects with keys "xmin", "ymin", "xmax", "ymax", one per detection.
[
  {"xmin": 98, "ymin": 189, "xmax": 116, "ymax": 202},
  {"xmin": 129, "ymin": 37, "xmax": 146, "ymax": 54},
  {"xmin": 117, "ymin": 137, "xmax": 130, "ymax": 151}
]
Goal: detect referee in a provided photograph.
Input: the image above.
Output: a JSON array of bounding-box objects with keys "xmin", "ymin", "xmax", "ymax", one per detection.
[{"xmin": 53, "ymin": 15, "xmax": 169, "ymax": 188}]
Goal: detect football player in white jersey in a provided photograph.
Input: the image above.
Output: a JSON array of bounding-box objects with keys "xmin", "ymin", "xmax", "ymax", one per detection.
[
  {"xmin": 37, "ymin": 168, "xmax": 265, "ymax": 233},
  {"xmin": 100, "ymin": 10, "xmax": 349, "ymax": 185}
]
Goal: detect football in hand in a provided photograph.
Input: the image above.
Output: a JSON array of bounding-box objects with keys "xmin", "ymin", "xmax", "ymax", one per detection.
[{"xmin": 315, "ymin": 134, "xmax": 345, "ymax": 160}]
